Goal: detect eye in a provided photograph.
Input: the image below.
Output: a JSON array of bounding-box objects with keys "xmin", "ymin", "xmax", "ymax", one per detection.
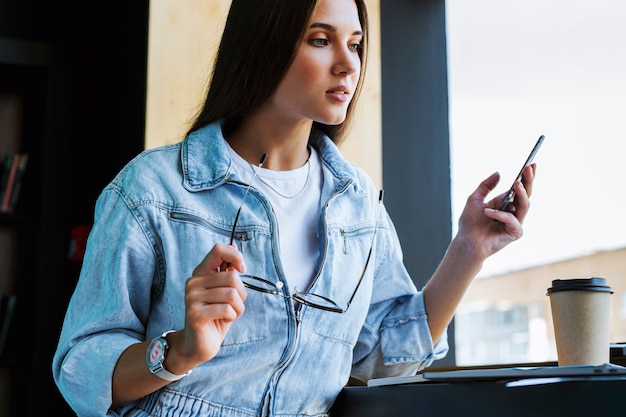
[
  {"xmin": 348, "ymin": 42, "xmax": 362, "ymax": 53},
  {"xmin": 310, "ymin": 38, "xmax": 330, "ymax": 47}
]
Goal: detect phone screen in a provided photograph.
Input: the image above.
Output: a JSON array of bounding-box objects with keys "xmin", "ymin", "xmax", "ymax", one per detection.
[{"xmin": 498, "ymin": 135, "xmax": 545, "ymax": 211}]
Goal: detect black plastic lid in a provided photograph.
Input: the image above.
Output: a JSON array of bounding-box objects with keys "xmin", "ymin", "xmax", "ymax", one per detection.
[{"xmin": 546, "ymin": 277, "xmax": 614, "ymax": 295}]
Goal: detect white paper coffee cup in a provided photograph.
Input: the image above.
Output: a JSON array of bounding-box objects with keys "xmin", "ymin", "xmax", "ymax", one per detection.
[{"xmin": 547, "ymin": 277, "xmax": 613, "ymax": 366}]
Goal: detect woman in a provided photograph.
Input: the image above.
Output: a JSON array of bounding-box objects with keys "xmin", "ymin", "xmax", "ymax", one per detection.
[{"xmin": 52, "ymin": 0, "xmax": 536, "ymax": 416}]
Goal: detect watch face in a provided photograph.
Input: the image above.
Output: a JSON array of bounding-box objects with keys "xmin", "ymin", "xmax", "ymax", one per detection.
[{"xmin": 148, "ymin": 339, "xmax": 164, "ymax": 365}]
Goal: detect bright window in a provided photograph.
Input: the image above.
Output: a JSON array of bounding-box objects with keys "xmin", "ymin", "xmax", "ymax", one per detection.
[{"xmin": 447, "ymin": 0, "xmax": 626, "ymax": 366}]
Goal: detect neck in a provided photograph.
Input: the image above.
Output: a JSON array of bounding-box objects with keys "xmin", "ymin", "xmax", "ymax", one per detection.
[{"xmin": 226, "ymin": 115, "xmax": 312, "ymax": 171}]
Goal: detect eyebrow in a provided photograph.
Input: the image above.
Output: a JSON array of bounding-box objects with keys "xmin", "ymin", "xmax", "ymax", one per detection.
[{"xmin": 310, "ymin": 22, "xmax": 363, "ymax": 36}]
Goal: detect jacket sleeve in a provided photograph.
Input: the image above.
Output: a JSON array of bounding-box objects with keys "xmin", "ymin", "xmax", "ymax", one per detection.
[
  {"xmin": 350, "ymin": 208, "xmax": 449, "ymax": 382},
  {"xmin": 52, "ymin": 187, "xmax": 157, "ymax": 416}
]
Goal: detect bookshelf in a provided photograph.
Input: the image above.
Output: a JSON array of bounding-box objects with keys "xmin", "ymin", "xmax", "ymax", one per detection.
[
  {"xmin": 0, "ymin": 96, "xmax": 21, "ymax": 366},
  {"xmin": 0, "ymin": 37, "xmax": 54, "ymax": 416},
  {"xmin": 0, "ymin": 1, "xmax": 149, "ymax": 415}
]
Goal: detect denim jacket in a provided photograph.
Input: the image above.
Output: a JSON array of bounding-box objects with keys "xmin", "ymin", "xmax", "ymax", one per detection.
[{"xmin": 52, "ymin": 121, "xmax": 448, "ymax": 417}]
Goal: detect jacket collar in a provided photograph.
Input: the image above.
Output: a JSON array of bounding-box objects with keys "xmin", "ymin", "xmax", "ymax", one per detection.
[{"xmin": 181, "ymin": 120, "xmax": 360, "ymax": 192}]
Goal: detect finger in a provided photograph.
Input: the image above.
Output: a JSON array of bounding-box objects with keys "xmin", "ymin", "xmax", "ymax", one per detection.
[
  {"xmin": 511, "ymin": 180, "xmax": 531, "ymax": 222},
  {"xmin": 185, "ymin": 295, "xmax": 242, "ymax": 341},
  {"xmin": 187, "ymin": 270, "xmax": 247, "ymax": 298},
  {"xmin": 192, "ymin": 244, "xmax": 245, "ymax": 276},
  {"xmin": 220, "ymin": 244, "xmax": 247, "ymax": 273},
  {"xmin": 484, "ymin": 206, "xmax": 513, "ymax": 223},
  {"xmin": 198, "ymin": 302, "xmax": 243, "ymax": 323},
  {"xmin": 484, "ymin": 206, "xmax": 524, "ymax": 238},
  {"xmin": 520, "ymin": 163, "xmax": 536, "ymax": 198},
  {"xmin": 495, "ymin": 164, "xmax": 537, "ymax": 212},
  {"xmin": 469, "ymin": 171, "xmax": 501, "ymax": 205},
  {"xmin": 192, "ymin": 285, "xmax": 247, "ymax": 319},
  {"xmin": 186, "ymin": 273, "xmax": 248, "ymax": 317}
]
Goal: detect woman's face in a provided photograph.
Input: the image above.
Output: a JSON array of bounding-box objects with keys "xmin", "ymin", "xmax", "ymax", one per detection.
[{"xmin": 268, "ymin": 0, "xmax": 363, "ymax": 126}]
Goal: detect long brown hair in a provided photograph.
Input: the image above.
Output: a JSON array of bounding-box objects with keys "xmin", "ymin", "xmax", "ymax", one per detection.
[{"xmin": 186, "ymin": 0, "xmax": 369, "ymax": 145}]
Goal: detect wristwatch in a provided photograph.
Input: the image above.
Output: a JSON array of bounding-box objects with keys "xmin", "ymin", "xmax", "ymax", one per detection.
[{"xmin": 146, "ymin": 331, "xmax": 192, "ymax": 381}]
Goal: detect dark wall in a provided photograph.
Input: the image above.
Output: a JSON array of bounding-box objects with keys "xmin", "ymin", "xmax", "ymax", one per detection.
[
  {"xmin": 380, "ymin": 0, "xmax": 455, "ymax": 366},
  {"xmin": 0, "ymin": 0, "xmax": 148, "ymax": 220},
  {"xmin": 55, "ymin": 4, "xmax": 149, "ymax": 225},
  {"xmin": 0, "ymin": 2, "xmax": 149, "ymax": 415}
]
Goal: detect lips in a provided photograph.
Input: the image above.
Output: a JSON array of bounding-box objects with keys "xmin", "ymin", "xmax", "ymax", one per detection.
[
  {"xmin": 326, "ymin": 86, "xmax": 350, "ymax": 95},
  {"xmin": 326, "ymin": 86, "xmax": 351, "ymax": 102}
]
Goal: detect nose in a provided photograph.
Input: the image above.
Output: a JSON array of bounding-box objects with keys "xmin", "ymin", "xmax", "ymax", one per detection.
[{"xmin": 332, "ymin": 46, "xmax": 360, "ymax": 76}]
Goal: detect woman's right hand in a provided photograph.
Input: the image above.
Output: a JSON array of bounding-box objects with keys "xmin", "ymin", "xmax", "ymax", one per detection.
[
  {"xmin": 168, "ymin": 244, "xmax": 248, "ymax": 372},
  {"xmin": 112, "ymin": 244, "xmax": 247, "ymax": 405}
]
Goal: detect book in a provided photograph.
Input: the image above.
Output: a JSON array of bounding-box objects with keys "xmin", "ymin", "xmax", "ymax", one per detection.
[
  {"xmin": 0, "ymin": 152, "xmax": 28, "ymax": 213},
  {"xmin": 0, "ymin": 152, "xmax": 15, "ymax": 209},
  {"xmin": 0, "ymin": 294, "xmax": 16, "ymax": 356},
  {"xmin": 0, "ymin": 153, "xmax": 20, "ymax": 213},
  {"xmin": 6, "ymin": 153, "xmax": 28, "ymax": 212}
]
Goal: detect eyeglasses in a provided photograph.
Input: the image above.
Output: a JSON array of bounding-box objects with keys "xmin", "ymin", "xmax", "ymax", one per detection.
[{"xmin": 228, "ymin": 153, "xmax": 384, "ymax": 313}]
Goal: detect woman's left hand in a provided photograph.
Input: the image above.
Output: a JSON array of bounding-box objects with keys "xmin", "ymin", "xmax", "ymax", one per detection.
[
  {"xmin": 423, "ymin": 163, "xmax": 536, "ymax": 342},
  {"xmin": 456, "ymin": 163, "xmax": 536, "ymax": 261}
]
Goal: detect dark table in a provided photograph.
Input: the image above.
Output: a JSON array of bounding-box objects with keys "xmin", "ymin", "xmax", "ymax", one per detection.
[{"xmin": 331, "ymin": 376, "xmax": 626, "ymax": 417}]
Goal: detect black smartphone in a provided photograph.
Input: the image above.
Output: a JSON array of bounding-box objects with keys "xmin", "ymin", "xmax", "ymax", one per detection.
[{"xmin": 498, "ymin": 134, "xmax": 545, "ymax": 211}]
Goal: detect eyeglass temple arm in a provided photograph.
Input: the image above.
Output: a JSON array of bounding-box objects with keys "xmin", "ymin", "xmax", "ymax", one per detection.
[
  {"xmin": 345, "ymin": 189, "xmax": 384, "ymax": 309},
  {"xmin": 225, "ymin": 154, "xmax": 268, "ymax": 272},
  {"xmin": 228, "ymin": 153, "xmax": 268, "ymax": 245}
]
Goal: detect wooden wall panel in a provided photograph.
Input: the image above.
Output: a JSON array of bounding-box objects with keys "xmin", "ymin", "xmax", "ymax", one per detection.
[{"xmin": 146, "ymin": 0, "xmax": 382, "ymax": 187}]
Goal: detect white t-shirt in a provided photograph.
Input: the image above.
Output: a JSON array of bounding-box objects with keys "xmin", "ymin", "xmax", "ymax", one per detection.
[{"xmin": 226, "ymin": 142, "xmax": 322, "ymax": 293}]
